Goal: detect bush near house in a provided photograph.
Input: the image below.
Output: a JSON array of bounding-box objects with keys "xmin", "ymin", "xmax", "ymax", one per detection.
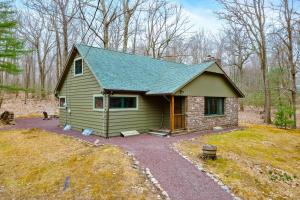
[{"xmin": 274, "ymin": 104, "xmax": 295, "ymax": 129}]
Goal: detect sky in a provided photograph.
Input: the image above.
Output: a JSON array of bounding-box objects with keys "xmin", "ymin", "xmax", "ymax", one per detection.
[
  {"xmin": 177, "ymin": 0, "xmax": 300, "ymax": 34},
  {"xmin": 177, "ymin": 0, "xmax": 222, "ymax": 34}
]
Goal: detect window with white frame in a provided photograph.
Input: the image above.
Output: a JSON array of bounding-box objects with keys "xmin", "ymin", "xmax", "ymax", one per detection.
[
  {"xmin": 74, "ymin": 58, "xmax": 83, "ymax": 76},
  {"xmin": 59, "ymin": 96, "xmax": 66, "ymax": 108},
  {"xmin": 93, "ymin": 95, "xmax": 104, "ymax": 110},
  {"xmin": 109, "ymin": 96, "xmax": 138, "ymax": 110}
]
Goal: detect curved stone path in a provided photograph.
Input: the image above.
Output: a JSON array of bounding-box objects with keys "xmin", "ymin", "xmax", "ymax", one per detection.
[{"xmin": 2, "ymin": 118, "xmax": 234, "ymax": 200}]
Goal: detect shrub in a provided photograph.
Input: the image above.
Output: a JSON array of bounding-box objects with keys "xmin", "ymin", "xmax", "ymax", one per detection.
[{"xmin": 274, "ymin": 105, "xmax": 295, "ymax": 129}]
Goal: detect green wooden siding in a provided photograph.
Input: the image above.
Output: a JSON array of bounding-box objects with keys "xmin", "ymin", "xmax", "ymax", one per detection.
[
  {"xmin": 58, "ymin": 53, "xmax": 104, "ymax": 136},
  {"xmin": 57, "ymin": 52, "xmax": 169, "ymax": 136},
  {"xmin": 57, "ymin": 52, "xmax": 238, "ymax": 137},
  {"xmin": 176, "ymin": 71, "xmax": 239, "ymax": 97},
  {"xmin": 205, "ymin": 64, "xmax": 224, "ymax": 74},
  {"xmin": 108, "ymin": 95, "xmax": 169, "ymax": 136}
]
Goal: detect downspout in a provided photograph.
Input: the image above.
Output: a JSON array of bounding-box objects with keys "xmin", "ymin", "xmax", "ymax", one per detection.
[{"xmin": 105, "ymin": 92, "xmax": 110, "ymax": 139}]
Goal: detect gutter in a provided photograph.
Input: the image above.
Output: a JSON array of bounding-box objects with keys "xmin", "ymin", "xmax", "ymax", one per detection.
[{"xmin": 106, "ymin": 93, "xmax": 110, "ymax": 139}]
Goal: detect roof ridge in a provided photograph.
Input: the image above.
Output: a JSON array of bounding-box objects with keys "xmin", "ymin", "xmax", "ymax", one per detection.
[{"xmin": 76, "ymin": 43, "xmax": 188, "ymax": 67}]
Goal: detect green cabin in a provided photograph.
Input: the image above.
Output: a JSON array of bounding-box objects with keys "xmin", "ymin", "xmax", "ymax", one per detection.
[{"xmin": 55, "ymin": 44, "xmax": 244, "ymax": 137}]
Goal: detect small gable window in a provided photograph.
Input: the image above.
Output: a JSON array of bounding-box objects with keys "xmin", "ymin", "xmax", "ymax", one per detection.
[
  {"xmin": 204, "ymin": 97, "xmax": 224, "ymax": 116},
  {"xmin": 93, "ymin": 95, "xmax": 103, "ymax": 111},
  {"xmin": 59, "ymin": 96, "xmax": 66, "ymax": 108},
  {"xmin": 74, "ymin": 58, "xmax": 83, "ymax": 76},
  {"xmin": 109, "ymin": 96, "xmax": 138, "ymax": 110}
]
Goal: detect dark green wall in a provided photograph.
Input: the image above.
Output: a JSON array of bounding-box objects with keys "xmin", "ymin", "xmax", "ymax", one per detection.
[{"xmin": 58, "ymin": 53, "xmax": 104, "ymax": 136}]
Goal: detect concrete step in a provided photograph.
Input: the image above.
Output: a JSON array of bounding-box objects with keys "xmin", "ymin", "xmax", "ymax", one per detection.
[
  {"xmin": 148, "ymin": 131, "xmax": 169, "ymax": 137},
  {"xmin": 121, "ymin": 130, "xmax": 140, "ymax": 137},
  {"xmin": 149, "ymin": 129, "xmax": 170, "ymax": 133}
]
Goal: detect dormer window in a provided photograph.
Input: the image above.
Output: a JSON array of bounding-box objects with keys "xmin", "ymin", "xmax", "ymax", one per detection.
[{"xmin": 74, "ymin": 57, "xmax": 83, "ymax": 76}]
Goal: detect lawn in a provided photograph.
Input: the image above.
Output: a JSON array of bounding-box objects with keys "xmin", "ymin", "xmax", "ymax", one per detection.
[
  {"xmin": 0, "ymin": 129, "xmax": 159, "ymax": 200},
  {"xmin": 175, "ymin": 124, "xmax": 300, "ymax": 200}
]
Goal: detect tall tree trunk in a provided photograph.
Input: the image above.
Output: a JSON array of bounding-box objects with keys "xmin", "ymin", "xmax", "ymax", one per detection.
[
  {"xmin": 291, "ymin": 75, "xmax": 297, "ymax": 128},
  {"xmin": 239, "ymin": 68, "xmax": 244, "ymax": 111},
  {"xmin": 54, "ymin": 20, "xmax": 62, "ymax": 81},
  {"xmin": 132, "ymin": 21, "xmax": 138, "ymax": 54},
  {"xmin": 261, "ymin": 45, "xmax": 271, "ymax": 123},
  {"xmin": 40, "ymin": 71, "xmax": 46, "ymax": 98},
  {"xmin": 285, "ymin": 0, "xmax": 297, "ymax": 128},
  {"xmin": 31, "ymin": 55, "xmax": 36, "ymax": 99},
  {"xmin": 63, "ymin": 21, "xmax": 68, "ymax": 60},
  {"xmin": 123, "ymin": 16, "xmax": 130, "ymax": 52},
  {"xmin": 0, "ymin": 71, "xmax": 4, "ymax": 108},
  {"xmin": 103, "ymin": 23, "xmax": 109, "ymax": 49}
]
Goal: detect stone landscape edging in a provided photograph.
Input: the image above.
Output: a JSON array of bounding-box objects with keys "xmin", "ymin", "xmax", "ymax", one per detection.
[
  {"xmin": 172, "ymin": 138, "xmax": 242, "ymax": 200},
  {"xmin": 126, "ymin": 151, "xmax": 170, "ymax": 200}
]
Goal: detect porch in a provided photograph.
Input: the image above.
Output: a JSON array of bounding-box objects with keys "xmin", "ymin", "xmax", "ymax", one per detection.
[{"xmin": 150, "ymin": 95, "xmax": 187, "ymax": 135}]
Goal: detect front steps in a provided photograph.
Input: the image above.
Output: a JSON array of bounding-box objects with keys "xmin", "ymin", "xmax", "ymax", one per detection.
[{"xmin": 148, "ymin": 131, "xmax": 169, "ymax": 137}]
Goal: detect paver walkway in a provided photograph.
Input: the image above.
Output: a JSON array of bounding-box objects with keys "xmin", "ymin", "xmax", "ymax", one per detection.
[{"xmin": 3, "ymin": 118, "xmax": 234, "ymax": 200}]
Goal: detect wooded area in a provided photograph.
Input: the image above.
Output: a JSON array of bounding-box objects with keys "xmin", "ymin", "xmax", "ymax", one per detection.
[{"xmin": 0, "ymin": 0, "xmax": 299, "ymax": 127}]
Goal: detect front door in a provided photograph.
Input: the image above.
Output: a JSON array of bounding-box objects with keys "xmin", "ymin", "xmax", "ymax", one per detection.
[{"xmin": 174, "ymin": 96, "xmax": 186, "ymax": 130}]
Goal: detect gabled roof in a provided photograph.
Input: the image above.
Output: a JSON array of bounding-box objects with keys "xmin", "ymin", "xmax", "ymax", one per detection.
[{"xmin": 55, "ymin": 44, "xmax": 244, "ymax": 97}]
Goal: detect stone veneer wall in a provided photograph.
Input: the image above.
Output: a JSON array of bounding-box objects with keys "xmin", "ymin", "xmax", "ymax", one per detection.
[{"xmin": 186, "ymin": 97, "xmax": 239, "ymax": 131}]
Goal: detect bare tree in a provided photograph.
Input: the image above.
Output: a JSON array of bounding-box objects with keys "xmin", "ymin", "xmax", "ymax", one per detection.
[
  {"xmin": 24, "ymin": 0, "xmax": 79, "ymax": 81},
  {"xmin": 23, "ymin": 51, "xmax": 34, "ymax": 103},
  {"xmin": 217, "ymin": 0, "xmax": 272, "ymax": 123},
  {"xmin": 224, "ymin": 25, "xmax": 253, "ymax": 110},
  {"xmin": 122, "ymin": 0, "xmax": 142, "ymax": 52},
  {"xmin": 130, "ymin": 11, "xmax": 142, "ymax": 54},
  {"xmin": 79, "ymin": 0, "xmax": 122, "ymax": 48},
  {"xmin": 19, "ymin": 13, "xmax": 55, "ymax": 98},
  {"xmin": 143, "ymin": 0, "xmax": 190, "ymax": 59},
  {"xmin": 188, "ymin": 30, "xmax": 213, "ymax": 64},
  {"xmin": 273, "ymin": 0, "xmax": 298, "ymax": 127}
]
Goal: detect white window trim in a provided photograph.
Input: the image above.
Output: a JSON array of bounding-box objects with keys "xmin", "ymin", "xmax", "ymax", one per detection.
[
  {"xmin": 74, "ymin": 57, "xmax": 83, "ymax": 77},
  {"xmin": 109, "ymin": 95, "xmax": 139, "ymax": 111},
  {"xmin": 93, "ymin": 94, "xmax": 104, "ymax": 111},
  {"xmin": 59, "ymin": 96, "xmax": 66, "ymax": 109}
]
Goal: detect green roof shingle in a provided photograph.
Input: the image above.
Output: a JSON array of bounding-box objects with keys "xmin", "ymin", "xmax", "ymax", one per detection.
[{"xmin": 76, "ymin": 44, "xmax": 216, "ymax": 94}]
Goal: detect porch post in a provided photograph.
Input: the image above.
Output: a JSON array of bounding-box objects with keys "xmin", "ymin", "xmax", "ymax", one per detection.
[{"xmin": 170, "ymin": 95, "xmax": 175, "ymax": 133}]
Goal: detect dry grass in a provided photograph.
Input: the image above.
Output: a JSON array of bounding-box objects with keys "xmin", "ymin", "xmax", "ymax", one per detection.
[
  {"xmin": 0, "ymin": 129, "xmax": 159, "ymax": 200},
  {"xmin": 16, "ymin": 113, "xmax": 44, "ymax": 119},
  {"xmin": 175, "ymin": 124, "xmax": 300, "ymax": 200}
]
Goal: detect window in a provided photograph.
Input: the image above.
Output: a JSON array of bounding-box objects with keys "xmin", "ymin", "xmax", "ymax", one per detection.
[
  {"xmin": 59, "ymin": 96, "xmax": 66, "ymax": 108},
  {"xmin": 109, "ymin": 96, "xmax": 138, "ymax": 110},
  {"xmin": 93, "ymin": 95, "xmax": 103, "ymax": 111},
  {"xmin": 204, "ymin": 97, "xmax": 224, "ymax": 116},
  {"xmin": 74, "ymin": 58, "xmax": 83, "ymax": 76}
]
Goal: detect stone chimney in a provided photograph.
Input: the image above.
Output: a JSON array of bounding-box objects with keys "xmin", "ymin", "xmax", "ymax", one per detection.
[{"xmin": 204, "ymin": 55, "xmax": 222, "ymax": 66}]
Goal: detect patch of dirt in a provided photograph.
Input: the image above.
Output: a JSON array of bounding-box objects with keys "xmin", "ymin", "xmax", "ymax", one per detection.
[
  {"xmin": 239, "ymin": 106, "xmax": 264, "ymax": 125},
  {"xmin": 239, "ymin": 106, "xmax": 300, "ymax": 128},
  {"xmin": 0, "ymin": 94, "xmax": 58, "ymax": 118}
]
